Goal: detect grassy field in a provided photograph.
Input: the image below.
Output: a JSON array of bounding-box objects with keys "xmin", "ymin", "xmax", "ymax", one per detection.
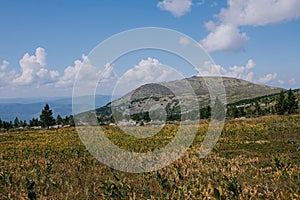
[{"xmin": 0, "ymin": 115, "xmax": 299, "ymax": 199}]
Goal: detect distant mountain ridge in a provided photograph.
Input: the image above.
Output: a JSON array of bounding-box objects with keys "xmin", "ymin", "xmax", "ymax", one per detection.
[{"xmin": 0, "ymin": 95, "xmax": 111, "ymax": 122}]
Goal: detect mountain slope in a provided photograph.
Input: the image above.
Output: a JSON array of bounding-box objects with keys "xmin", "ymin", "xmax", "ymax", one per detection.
[{"xmin": 92, "ymin": 76, "xmax": 283, "ymax": 121}]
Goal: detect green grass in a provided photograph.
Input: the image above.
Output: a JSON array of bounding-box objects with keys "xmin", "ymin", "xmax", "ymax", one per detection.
[{"xmin": 0, "ymin": 115, "xmax": 299, "ymax": 199}]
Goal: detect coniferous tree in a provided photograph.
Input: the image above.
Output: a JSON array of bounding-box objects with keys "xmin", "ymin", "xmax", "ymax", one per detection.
[
  {"xmin": 29, "ymin": 118, "xmax": 39, "ymax": 127},
  {"xmin": 14, "ymin": 117, "xmax": 20, "ymax": 128},
  {"xmin": 56, "ymin": 114, "xmax": 63, "ymax": 125},
  {"xmin": 40, "ymin": 104, "xmax": 55, "ymax": 128},
  {"xmin": 275, "ymin": 90, "xmax": 287, "ymax": 115},
  {"xmin": 255, "ymin": 101, "xmax": 261, "ymax": 117},
  {"xmin": 212, "ymin": 97, "xmax": 226, "ymax": 121},
  {"xmin": 286, "ymin": 89, "xmax": 298, "ymax": 114},
  {"xmin": 69, "ymin": 115, "xmax": 75, "ymax": 126}
]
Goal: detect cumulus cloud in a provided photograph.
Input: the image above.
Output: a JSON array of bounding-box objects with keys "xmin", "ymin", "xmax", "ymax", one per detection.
[
  {"xmin": 0, "ymin": 70, "xmax": 17, "ymax": 88},
  {"xmin": 258, "ymin": 73, "xmax": 277, "ymax": 83},
  {"xmin": 99, "ymin": 63, "xmax": 118, "ymax": 83},
  {"xmin": 197, "ymin": 59, "xmax": 256, "ymax": 82},
  {"xmin": 201, "ymin": 24, "xmax": 249, "ymax": 52},
  {"xmin": 219, "ymin": 0, "xmax": 300, "ymax": 26},
  {"xmin": 13, "ymin": 47, "xmax": 59, "ymax": 86},
  {"xmin": 197, "ymin": 61, "xmax": 227, "ymax": 77},
  {"xmin": 201, "ymin": 0, "xmax": 300, "ymax": 52},
  {"xmin": 56, "ymin": 55, "xmax": 119, "ymax": 97},
  {"xmin": 56, "ymin": 55, "xmax": 97, "ymax": 88},
  {"xmin": 0, "ymin": 60, "xmax": 9, "ymax": 71},
  {"xmin": 114, "ymin": 57, "xmax": 182, "ymax": 95},
  {"xmin": 157, "ymin": 0, "xmax": 193, "ymax": 17},
  {"xmin": 227, "ymin": 59, "xmax": 255, "ymax": 81}
]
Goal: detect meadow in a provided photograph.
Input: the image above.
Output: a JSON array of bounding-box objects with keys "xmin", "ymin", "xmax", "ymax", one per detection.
[{"xmin": 0, "ymin": 115, "xmax": 299, "ymax": 199}]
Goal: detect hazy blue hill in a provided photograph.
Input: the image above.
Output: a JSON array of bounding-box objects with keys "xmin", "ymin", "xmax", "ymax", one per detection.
[{"xmin": 0, "ymin": 95, "xmax": 111, "ymax": 122}]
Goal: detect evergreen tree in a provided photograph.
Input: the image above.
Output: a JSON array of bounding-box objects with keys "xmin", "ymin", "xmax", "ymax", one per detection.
[
  {"xmin": 212, "ymin": 97, "xmax": 226, "ymax": 121},
  {"xmin": 229, "ymin": 106, "xmax": 239, "ymax": 118},
  {"xmin": 22, "ymin": 120, "xmax": 27, "ymax": 127},
  {"xmin": 0, "ymin": 118, "xmax": 2, "ymax": 128},
  {"xmin": 255, "ymin": 101, "xmax": 261, "ymax": 117},
  {"xmin": 2, "ymin": 121, "xmax": 12, "ymax": 130},
  {"xmin": 275, "ymin": 90, "xmax": 287, "ymax": 115},
  {"xmin": 238, "ymin": 106, "xmax": 246, "ymax": 117},
  {"xmin": 143, "ymin": 112, "xmax": 151, "ymax": 122},
  {"xmin": 29, "ymin": 118, "xmax": 39, "ymax": 127},
  {"xmin": 204, "ymin": 105, "xmax": 211, "ymax": 119},
  {"xmin": 56, "ymin": 114, "xmax": 63, "ymax": 125},
  {"xmin": 64, "ymin": 116, "xmax": 69, "ymax": 125},
  {"xmin": 40, "ymin": 104, "xmax": 55, "ymax": 128},
  {"xmin": 286, "ymin": 89, "xmax": 298, "ymax": 114},
  {"xmin": 69, "ymin": 115, "xmax": 75, "ymax": 126},
  {"xmin": 14, "ymin": 117, "xmax": 20, "ymax": 128}
]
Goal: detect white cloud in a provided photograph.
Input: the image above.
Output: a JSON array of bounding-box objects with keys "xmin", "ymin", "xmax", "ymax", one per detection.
[
  {"xmin": 157, "ymin": 0, "xmax": 193, "ymax": 17},
  {"xmin": 12, "ymin": 47, "xmax": 59, "ymax": 86},
  {"xmin": 97, "ymin": 63, "xmax": 119, "ymax": 95},
  {"xmin": 197, "ymin": 61, "xmax": 227, "ymax": 76},
  {"xmin": 0, "ymin": 60, "xmax": 9, "ymax": 71},
  {"xmin": 289, "ymin": 78, "xmax": 296, "ymax": 85},
  {"xmin": 278, "ymin": 80, "xmax": 285, "ymax": 84},
  {"xmin": 219, "ymin": 0, "xmax": 300, "ymax": 26},
  {"xmin": 202, "ymin": 0, "xmax": 300, "ymax": 52},
  {"xmin": 114, "ymin": 57, "xmax": 182, "ymax": 95},
  {"xmin": 197, "ymin": 59, "xmax": 255, "ymax": 82},
  {"xmin": 0, "ymin": 70, "xmax": 17, "ymax": 87},
  {"xmin": 201, "ymin": 24, "xmax": 249, "ymax": 52},
  {"xmin": 204, "ymin": 20, "xmax": 216, "ymax": 31},
  {"xmin": 56, "ymin": 55, "xmax": 119, "ymax": 96},
  {"xmin": 99, "ymin": 63, "xmax": 118, "ymax": 82},
  {"xmin": 227, "ymin": 59, "xmax": 255, "ymax": 81},
  {"xmin": 50, "ymin": 70, "xmax": 60, "ymax": 79},
  {"xmin": 179, "ymin": 36, "xmax": 191, "ymax": 46},
  {"xmin": 56, "ymin": 55, "xmax": 96, "ymax": 88},
  {"xmin": 258, "ymin": 73, "xmax": 277, "ymax": 83}
]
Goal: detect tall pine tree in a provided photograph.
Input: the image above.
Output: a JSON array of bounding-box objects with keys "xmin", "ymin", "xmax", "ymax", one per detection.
[
  {"xmin": 40, "ymin": 104, "xmax": 55, "ymax": 128},
  {"xmin": 275, "ymin": 90, "xmax": 287, "ymax": 115},
  {"xmin": 286, "ymin": 89, "xmax": 298, "ymax": 114}
]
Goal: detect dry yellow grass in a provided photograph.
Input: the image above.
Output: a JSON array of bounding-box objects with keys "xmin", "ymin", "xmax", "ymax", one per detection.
[{"xmin": 0, "ymin": 115, "xmax": 299, "ymax": 199}]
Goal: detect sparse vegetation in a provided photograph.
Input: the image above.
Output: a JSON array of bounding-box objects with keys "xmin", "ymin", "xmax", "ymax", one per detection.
[{"xmin": 0, "ymin": 115, "xmax": 299, "ymax": 199}]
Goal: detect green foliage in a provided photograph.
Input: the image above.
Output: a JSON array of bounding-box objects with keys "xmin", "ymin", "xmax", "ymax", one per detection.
[
  {"xmin": 14, "ymin": 117, "xmax": 20, "ymax": 128},
  {"xmin": 226, "ymin": 89, "xmax": 299, "ymax": 119},
  {"xmin": 29, "ymin": 118, "xmax": 39, "ymax": 127},
  {"xmin": 286, "ymin": 89, "xmax": 298, "ymax": 114},
  {"xmin": 40, "ymin": 104, "xmax": 55, "ymax": 128},
  {"xmin": 275, "ymin": 90, "xmax": 287, "ymax": 115},
  {"xmin": 56, "ymin": 114, "xmax": 63, "ymax": 125},
  {"xmin": 254, "ymin": 101, "xmax": 261, "ymax": 116},
  {"xmin": 200, "ymin": 105, "xmax": 211, "ymax": 119}
]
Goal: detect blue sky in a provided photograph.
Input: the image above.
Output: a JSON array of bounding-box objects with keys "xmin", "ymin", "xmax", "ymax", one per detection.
[{"xmin": 0, "ymin": 0, "xmax": 299, "ymax": 98}]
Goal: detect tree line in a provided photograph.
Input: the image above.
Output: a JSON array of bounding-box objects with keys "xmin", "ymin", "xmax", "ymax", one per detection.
[
  {"xmin": 226, "ymin": 89, "xmax": 299, "ymax": 118},
  {"xmin": 0, "ymin": 104, "xmax": 74, "ymax": 131},
  {"xmin": 99, "ymin": 89, "xmax": 299, "ymax": 124}
]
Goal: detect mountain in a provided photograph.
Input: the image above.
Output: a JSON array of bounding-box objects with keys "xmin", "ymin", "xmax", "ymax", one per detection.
[
  {"xmin": 0, "ymin": 95, "xmax": 111, "ymax": 122},
  {"xmin": 89, "ymin": 76, "xmax": 284, "ymax": 122}
]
